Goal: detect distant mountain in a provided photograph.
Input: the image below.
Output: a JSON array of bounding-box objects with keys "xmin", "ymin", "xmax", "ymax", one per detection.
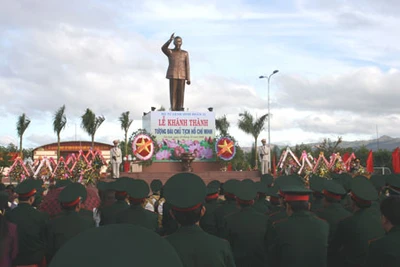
[
  {"xmin": 240, "ymin": 135, "xmax": 400, "ymax": 152},
  {"xmin": 339, "ymin": 135, "xmax": 400, "ymax": 151}
]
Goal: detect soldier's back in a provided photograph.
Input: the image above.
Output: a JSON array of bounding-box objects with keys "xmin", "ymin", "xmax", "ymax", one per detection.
[
  {"xmin": 331, "ymin": 207, "xmax": 384, "ymax": 266},
  {"xmin": 100, "ymin": 200, "xmax": 129, "ymax": 225},
  {"xmin": 225, "ymin": 207, "xmax": 268, "ymax": 267},
  {"xmin": 6, "ymin": 203, "xmax": 48, "ymax": 265},
  {"xmin": 46, "ymin": 211, "xmax": 94, "ymax": 261},
  {"xmin": 267, "ymin": 211, "xmax": 329, "ymax": 267},
  {"xmin": 116, "ymin": 205, "xmax": 158, "ymax": 231},
  {"xmin": 165, "ymin": 225, "xmax": 235, "ymax": 267},
  {"xmin": 366, "ymin": 226, "xmax": 400, "ymax": 267}
]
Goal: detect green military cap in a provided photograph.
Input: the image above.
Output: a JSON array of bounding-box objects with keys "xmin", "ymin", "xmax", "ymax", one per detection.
[
  {"xmin": 32, "ymin": 179, "xmax": 45, "ymax": 194},
  {"xmin": 58, "ymin": 183, "xmax": 83, "ymax": 207},
  {"xmin": 96, "ymin": 181, "xmax": 108, "ymax": 192},
  {"xmin": 309, "ymin": 175, "xmax": 325, "ymax": 193},
  {"xmin": 369, "ymin": 174, "xmax": 386, "ymax": 190},
  {"xmin": 255, "ymin": 181, "xmax": 269, "ymax": 194},
  {"xmin": 322, "ymin": 179, "xmax": 346, "ymax": 200},
  {"xmin": 236, "ymin": 179, "xmax": 257, "ymax": 201},
  {"xmin": 222, "ymin": 179, "xmax": 239, "ymax": 195},
  {"xmin": 338, "ymin": 173, "xmax": 352, "ymax": 192},
  {"xmin": 55, "ymin": 179, "xmax": 73, "ymax": 188},
  {"xmin": 67, "ymin": 183, "xmax": 88, "ymax": 202},
  {"xmin": 111, "ymin": 177, "xmax": 132, "ymax": 192},
  {"xmin": 386, "ymin": 174, "xmax": 400, "ymax": 193},
  {"xmin": 280, "ymin": 185, "xmax": 312, "ymax": 202},
  {"xmin": 274, "ymin": 174, "xmax": 304, "ymax": 189},
  {"xmin": 127, "ymin": 179, "xmax": 150, "ymax": 200},
  {"xmin": 208, "ymin": 180, "xmax": 221, "ymax": 189},
  {"xmin": 205, "ymin": 184, "xmax": 219, "ymax": 201},
  {"xmin": 206, "ymin": 183, "xmax": 219, "ymax": 195},
  {"xmin": 49, "ymin": 224, "xmax": 183, "ymax": 267},
  {"xmin": 15, "ymin": 179, "xmax": 37, "ymax": 198},
  {"xmin": 260, "ymin": 174, "xmax": 273, "ymax": 186},
  {"xmin": 150, "ymin": 179, "xmax": 163, "ymax": 192},
  {"xmin": 267, "ymin": 184, "xmax": 280, "ymax": 198},
  {"xmin": 163, "ymin": 173, "xmax": 206, "ymax": 211},
  {"xmin": 350, "ymin": 176, "xmax": 378, "ymax": 202}
]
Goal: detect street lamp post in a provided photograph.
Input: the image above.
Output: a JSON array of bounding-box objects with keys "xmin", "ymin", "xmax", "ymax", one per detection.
[{"xmin": 259, "ymin": 70, "xmax": 279, "ymax": 173}]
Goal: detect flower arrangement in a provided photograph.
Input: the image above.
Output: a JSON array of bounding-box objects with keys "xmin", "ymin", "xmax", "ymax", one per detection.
[{"xmin": 155, "ymin": 137, "xmax": 214, "ymax": 161}]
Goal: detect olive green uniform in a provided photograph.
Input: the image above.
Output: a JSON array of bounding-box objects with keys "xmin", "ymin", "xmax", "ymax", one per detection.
[
  {"xmin": 316, "ymin": 203, "xmax": 352, "ymax": 266},
  {"xmin": 6, "ymin": 203, "xmax": 49, "ymax": 265},
  {"xmin": 225, "ymin": 207, "xmax": 268, "ymax": 267},
  {"xmin": 200, "ymin": 198, "xmax": 219, "ymax": 236},
  {"xmin": 365, "ymin": 226, "xmax": 400, "ymax": 267},
  {"xmin": 267, "ymin": 210, "xmax": 329, "ymax": 267},
  {"xmin": 116, "ymin": 204, "xmax": 158, "ymax": 231},
  {"xmin": 165, "ymin": 225, "xmax": 236, "ymax": 267},
  {"xmin": 214, "ymin": 198, "xmax": 239, "ymax": 238},
  {"xmin": 330, "ymin": 207, "xmax": 385, "ymax": 266},
  {"xmin": 46, "ymin": 210, "xmax": 94, "ymax": 262},
  {"xmin": 100, "ymin": 200, "xmax": 129, "ymax": 225},
  {"xmin": 253, "ymin": 197, "xmax": 269, "ymax": 214}
]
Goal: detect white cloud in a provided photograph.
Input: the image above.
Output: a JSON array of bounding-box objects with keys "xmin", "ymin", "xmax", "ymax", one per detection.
[{"xmin": 1, "ymin": 0, "xmax": 400, "ymax": 149}]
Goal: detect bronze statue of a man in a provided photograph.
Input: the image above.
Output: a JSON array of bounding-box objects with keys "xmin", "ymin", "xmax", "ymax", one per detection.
[{"xmin": 162, "ymin": 33, "xmax": 191, "ymax": 111}]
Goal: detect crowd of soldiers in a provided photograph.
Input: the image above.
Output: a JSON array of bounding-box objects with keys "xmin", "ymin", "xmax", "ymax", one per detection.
[{"xmin": 0, "ymin": 172, "xmax": 400, "ymax": 267}]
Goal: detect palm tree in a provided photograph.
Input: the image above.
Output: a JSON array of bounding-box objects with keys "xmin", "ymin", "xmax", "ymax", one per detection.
[
  {"xmin": 16, "ymin": 113, "xmax": 31, "ymax": 158},
  {"xmin": 215, "ymin": 115, "xmax": 230, "ymax": 136},
  {"xmin": 119, "ymin": 111, "xmax": 133, "ymax": 157},
  {"xmin": 81, "ymin": 109, "xmax": 105, "ymax": 148},
  {"xmin": 53, "ymin": 105, "xmax": 67, "ymax": 160},
  {"xmin": 238, "ymin": 111, "xmax": 268, "ymax": 169}
]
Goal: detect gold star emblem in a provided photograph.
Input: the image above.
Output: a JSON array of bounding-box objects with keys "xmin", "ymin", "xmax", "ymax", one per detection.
[
  {"xmin": 217, "ymin": 139, "xmax": 233, "ymax": 156},
  {"xmin": 135, "ymin": 137, "xmax": 152, "ymax": 154}
]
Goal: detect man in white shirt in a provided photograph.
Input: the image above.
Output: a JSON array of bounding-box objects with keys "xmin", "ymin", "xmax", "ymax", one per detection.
[
  {"xmin": 110, "ymin": 140, "xmax": 122, "ymax": 179},
  {"xmin": 258, "ymin": 139, "xmax": 270, "ymax": 174}
]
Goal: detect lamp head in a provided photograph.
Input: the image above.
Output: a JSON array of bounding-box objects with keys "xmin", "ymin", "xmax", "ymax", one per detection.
[{"xmin": 273, "ymin": 70, "xmax": 279, "ymax": 74}]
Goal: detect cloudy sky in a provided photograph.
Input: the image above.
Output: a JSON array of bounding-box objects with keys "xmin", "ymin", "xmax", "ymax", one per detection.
[{"xmin": 1, "ymin": 0, "xmax": 399, "ymax": 149}]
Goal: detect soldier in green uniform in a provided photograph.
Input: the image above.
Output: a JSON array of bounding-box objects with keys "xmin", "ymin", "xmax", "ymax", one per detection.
[
  {"xmin": 163, "ymin": 173, "xmax": 236, "ymax": 267},
  {"xmin": 49, "ymin": 224, "xmax": 184, "ymax": 267},
  {"xmin": 369, "ymin": 174, "xmax": 386, "ymax": 201},
  {"xmin": 330, "ymin": 176, "xmax": 385, "ymax": 267},
  {"xmin": 213, "ymin": 179, "xmax": 240, "ymax": 238},
  {"xmin": 6, "ymin": 179, "xmax": 49, "ymax": 266},
  {"xmin": 366, "ymin": 196, "xmax": 400, "ymax": 267},
  {"xmin": 225, "ymin": 179, "xmax": 268, "ymax": 267},
  {"xmin": 309, "ymin": 175, "xmax": 325, "ymax": 212},
  {"xmin": 199, "ymin": 183, "xmax": 220, "ymax": 235},
  {"xmin": 265, "ymin": 185, "xmax": 283, "ymax": 215},
  {"xmin": 267, "ymin": 175, "xmax": 304, "ymax": 224},
  {"xmin": 64, "ymin": 183, "xmax": 96, "ymax": 224},
  {"xmin": 99, "ymin": 178, "xmax": 130, "ymax": 225},
  {"xmin": 116, "ymin": 179, "xmax": 158, "ymax": 231},
  {"xmin": 315, "ymin": 179, "xmax": 351, "ymax": 267},
  {"xmin": 266, "ymin": 185, "xmax": 329, "ymax": 267},
  {"xmin": 46, "ymin": 183, "xmax": 94, "ymax": 262},
  {"xmin": 253, "ymin": 181, "xmax": 271, "ymax": 214}
]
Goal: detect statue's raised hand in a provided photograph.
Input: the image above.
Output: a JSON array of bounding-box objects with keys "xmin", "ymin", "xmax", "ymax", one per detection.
[{"xmin": 170, "ymin": 33, "xmax": 175, "ymax": 41}]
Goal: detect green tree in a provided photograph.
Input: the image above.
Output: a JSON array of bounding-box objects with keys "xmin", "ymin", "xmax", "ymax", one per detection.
[
  {"xmin": 16, "ymin": 113, "xmax": 31, "ymax": 158},
  {"xmin": 237, "ymin": 111, "xmax": 268, "ymax": 169},
  {"xmin": 119, "ymin": 111, "xmax": 133, "ymax": 157},
  {"xmin": 215, "ymin": 115, "xmax": 230, "ymax": 136},
  {"xmin": 53, "ymin": 105, "xmax": 67, "ymax": 160},
  {"xmin": 315, "ymin": 137, "xmax": 343, "ymax": 157},
  {"xmin": 81, "ymin": 109, "xmax": 105, "ymax": 148}
]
